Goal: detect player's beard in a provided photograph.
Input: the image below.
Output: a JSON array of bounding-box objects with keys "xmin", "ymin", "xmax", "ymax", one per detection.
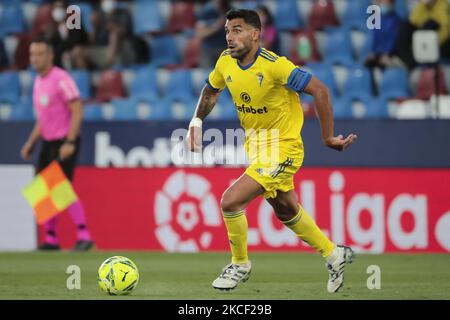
[{"xmin": 231, "ymin": 44, "xmax": 251, "ymax": 61}]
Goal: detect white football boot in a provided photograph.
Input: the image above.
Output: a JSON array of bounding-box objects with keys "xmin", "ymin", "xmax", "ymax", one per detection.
[
  {"xmin": 212, "ymin": 261, "xmax": 252, "ymax": 291},
  {"xmin": 326, "ymin": 245, "xmax": 354, "ymax": 293}
]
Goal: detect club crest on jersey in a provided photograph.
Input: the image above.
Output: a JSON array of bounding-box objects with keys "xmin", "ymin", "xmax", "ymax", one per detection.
[
  {"xmin": 257, "ymin": 73, "xmax": 264, "ymax": 86},
  {"xmin": 226, "ymin": 75, "xmax": 232, "ymax": 83}
]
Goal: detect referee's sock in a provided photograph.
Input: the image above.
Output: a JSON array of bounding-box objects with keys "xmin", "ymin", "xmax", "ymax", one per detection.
[
  {"xmin": 282, "ymin": 204, "xmax": 335, "ymax": 258},
  {"xmin": 68, "ymin": 200, "xmax": 92, "ymax": 241},
  {"xmin": 222, "ymin": 209, "xmax": 249, "ymax": 265}
]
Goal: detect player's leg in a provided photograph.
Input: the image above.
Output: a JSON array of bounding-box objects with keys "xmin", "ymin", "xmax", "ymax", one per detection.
[
  {"xmin": 267, "ymin": 190, "xmax": 335, "ymax": 257},
  {"xmin": 59, "ymin": 137, "xmax": 94, "ymax": 251},
  {"xmin": 267, "ymin": 190, "xmax": 354, "ymax": 293},
  {"xmin": 212, "ymin": 173, "xmax": 264, "ymax": 290},
  {"xmin": 37, "ymin": 140, "xmax": 60, "ymax": 250}
]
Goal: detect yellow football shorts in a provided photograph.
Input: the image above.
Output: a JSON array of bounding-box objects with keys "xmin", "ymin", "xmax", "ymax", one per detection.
[{"xmin": 245, "ymin": 140, "xmax": 304, "ymax": 199}]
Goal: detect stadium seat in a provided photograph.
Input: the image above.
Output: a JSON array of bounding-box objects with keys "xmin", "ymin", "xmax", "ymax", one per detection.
[
  {"xmin": 290, "ymin": 31, "xmax": 321, "ymax": 66},
  {"xmin": 395, "ymin": 99, "xmax": 429, "ymax": 119},
  {"xmin": 210, "ymin": 88, "xmax": 237, "ymax": 120},
  {"xmin": 395, "ymin": 0, "xmax": 409, "ymax": 19},
  {"xmin": 343, "ymin": 65, "xmax": 373, "ymax": 100},
  {"xmin": 31, "ymin": 3, "xmax": 53, "ymax": 36},
  {"xmin": 379, "ymin": 68, "xmax": 410, "ymax": 100},
  {"xmin": 163, "ymin": 69, "xmax": 195, "ymax": 103},
  {"xmin": 70, "ymin": 70, "xmax": 91, "ymax": 101},
  {"xmin": 323, "ymin": 28, "xmax": 354, "ymax": 65},
  {"xmin": 306, "ymin": 62, "xmax": 338, "ymax": 96},
  {"xmin": 309, "ymin": 0, "xmax": 339, "ymax": 31},
  {"xmin": 332, "ymin": 97, "xmax": 353, "ymax": 119},
  {"xmin": 168, "ymin": 99, "xmax": 197, "ymax": 121},
  {"xmin": 415, "ymin": 67, "xmax": 448, "ymax": 100},
  {"xmin": 95, "ymin": 70, "xmax": 126, "ymax": 102},
  {"xmin": 0, "ymin": 2, "xmax": 26, "ymax": 36},
  {"xmin": 182, "ymin": 36, "xmax": 201, "ymax": 68},
  {"xmin": 107, "ymin": 98, "xmax": 139, "ymax": 121},
  {"xmin": 0, "ymin": 71, "xmax": 20, "ymax": 104},
  {"xmin": 83, "ymin": 103, "xmax": 103, "ymax": 121},
  {"xmin": 351, "ymin": 96, "xmax": 389, "ymax": 119},
  {"xmin": 148, "ymin": 35, "xmax": 180, "ymax": 68},
  {"xmin": 341, "ymin": 0, "xmax": 369, "ymax": 30},
  {"xmin": 77, "ymin": 2, "xmax": 94, "ymax": 33},
  {"xmin": 13, "ymin": 33, "xmax": 31, "ymax": 70},
  {"xmin": 166, "ymin": 1, "xmax": 196, "ymax": 34},
  {"xmin": 273, "ymin": 0, "xmax": 303, "ymax": 31},
  {"xmin": 133, "ymin": 0, "xmax": 163, "ymax": 34},
  {"xmin": 9, "ymin": 101, "xmax": 35, "ymax": 121},
  {"xmin": 129, "ymin": 65, "xmax": 159, "ymax": 103}
]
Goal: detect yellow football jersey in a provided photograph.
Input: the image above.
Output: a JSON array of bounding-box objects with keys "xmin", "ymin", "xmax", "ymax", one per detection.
[{"xmin": 207, "ymin": 47, "xmax": 310, "ymax": 166}]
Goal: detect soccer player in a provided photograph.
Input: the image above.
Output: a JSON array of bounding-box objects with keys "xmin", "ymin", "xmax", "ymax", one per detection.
[
  {"xmin": 186, "ymin": 9, "xmax": 357, "ymax": 293},
  {"xmin": 20, "ymin": 37, "xmax": 94, "ymax": 251}
]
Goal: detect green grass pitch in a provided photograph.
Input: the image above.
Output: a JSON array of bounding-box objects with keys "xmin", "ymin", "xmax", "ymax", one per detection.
[{"xmin": 0, "ymin": 252, "xmax": 449, "ymax": 300}]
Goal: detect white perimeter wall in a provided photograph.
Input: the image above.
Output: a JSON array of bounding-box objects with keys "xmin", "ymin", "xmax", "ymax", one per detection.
[{"xmin": 0, "ymin": 165, "xmax": 36, "ymax": 251}]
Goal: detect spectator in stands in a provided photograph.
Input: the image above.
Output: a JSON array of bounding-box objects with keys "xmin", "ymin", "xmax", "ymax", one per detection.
[
  {"xmin": 364, "ymin": 0, "xmax": 404, "ymax": 70},
  {"xmin": 195, "ymin": 0, "xmax": 231, "ymax": 68},
  {"xmin": 0, "ymin": 40, "xmax": 8, "ymax": 71},
  {"xmin": 86, "ymin": 0, "xmax": 144, "ymax": 69},
  {"xmin": 40, "ymin": 0, "xmax": 89, "ymax": 69},
  {"xmin": 255, "ymin": 5, "xmax": 279, "ymax": 52},
  {"xmin": 397, "ymin": 0, "xmax": 450, "ymax": 68}
]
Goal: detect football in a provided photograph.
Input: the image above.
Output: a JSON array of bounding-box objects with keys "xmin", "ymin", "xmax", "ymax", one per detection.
[{"xmin": 98, "ymin": 256, "xmax": 139, "ymax": 295}]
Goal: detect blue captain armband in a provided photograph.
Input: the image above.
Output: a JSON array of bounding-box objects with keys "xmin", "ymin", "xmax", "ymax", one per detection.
[{"xmin": 287, "ymin": 68, "xmax": 312, "ymax": 94}]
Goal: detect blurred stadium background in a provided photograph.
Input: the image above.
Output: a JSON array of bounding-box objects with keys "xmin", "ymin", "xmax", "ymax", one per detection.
[{"xmin": 0, "ymin": 0, "xmax": 450, "ymax": 299}]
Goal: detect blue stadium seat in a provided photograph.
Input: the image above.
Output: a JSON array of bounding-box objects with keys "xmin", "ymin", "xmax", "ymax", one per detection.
[
  {"xmin": 77, "ymin": 2, "xmax": 94, "ymax": 33},
  {"xmin": 323, "ymin": 28, "xmax": 354, "ymax": 65},
  {"xmin": 83, "ymin": 103, "xmax": 103, "ymax": 121},
  {"xmin": 379, "ymin": 67, "xmax": 410, "ymax": 100},
  {"xmin": 168, "ymin": 98, "xmax": 197, "ymax": 121},
  {"xmin": 129, "ymin": 65, "xmax": 159, "ymax": 103},
  {"xmin": 343, "ymin": 65, "xmax": 373, "ymax": 100},
  {"xmin": 133, "ymin": 0, "xmax": 163, "ymax": 34},
  {"xmin": 70, "ymin": 70, "xmax": 91, "ymax": 100},
  {"xmin": 0, "ymin": 2, "xmax": 25, "ymax": 36},
  {"xmin": 163, "ymin": 69, "xmax": 195, "ymax": 104},
  {"xmin": 9, "ymin": 101, "xmax": 35, "ymax": 121},
  {"xmin": 395, "ymin": 0, "xmax": 409, "ymax": 19},
  {"xmin": 0, "ymin": 71, "xmax": 20, "ymax": 104},
  {"xmin": 109, "ymin": 98, "xmax": 138, "ymax": 121},
  {"xmin": 213, "ymin": 88, "xmax": 237, "ymax": 120},
  {"xmin": 148, "ymin": 35, "xmax": 180, "ymax": 68},
  {"xmin": 364, "ymin": 98, "xmax": 389, "ymax": 119},
  {"xmin": 332, "ymin": 97, "xmax": 353, "ymax": 119},
  {"xmin": 307, "ymin": 63, "xmax": 338, "ymax": 97},
  {"xmin": 274, "ymin": 0, "xmax": 303, "ymax": 31},
  {"xmin": 341, "ymin": 0, "xmax": 368, "ymax": 30}
]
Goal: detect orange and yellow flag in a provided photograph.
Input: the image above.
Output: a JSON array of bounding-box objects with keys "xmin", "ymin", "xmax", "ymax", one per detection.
[{"xmin": 22, "ymin": 161, "xmax": 78, "ymax": 225}]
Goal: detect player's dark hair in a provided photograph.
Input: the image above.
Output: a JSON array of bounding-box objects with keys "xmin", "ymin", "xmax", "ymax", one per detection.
[
  {"xmin": 225, "ymin": 9, "xmax": 261, "ymax": 30},
  {"xmin": 30, "ymin": 35, "xmax": 54, "ymax": 51}
]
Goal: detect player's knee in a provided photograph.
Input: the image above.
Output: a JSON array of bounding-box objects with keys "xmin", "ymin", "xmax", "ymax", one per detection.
[{"xmin": 220, "ymin": 192, "xmax": 243, "ymax": 213}]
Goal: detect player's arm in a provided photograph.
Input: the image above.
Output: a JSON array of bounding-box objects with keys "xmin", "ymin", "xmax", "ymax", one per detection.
[
  {"xmin": 186, "ymin": 84, "xmax": 221, "ymax": 152},
  {"xmin": 303, "ymin": 76, "xmax": 357, "ymax": 151},
  {"xmin": 59, "ymin": 99, "xmax": 83, "ymax": 161},
  {"xmin": 20, "ymin": 121, "xmax": 41, "ymax": 161}
]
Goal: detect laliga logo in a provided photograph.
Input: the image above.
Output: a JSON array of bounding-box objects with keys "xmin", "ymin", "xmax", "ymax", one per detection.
[{"xmin": 154, "ymin": 171, "xmax": 221, "ymax": 252}]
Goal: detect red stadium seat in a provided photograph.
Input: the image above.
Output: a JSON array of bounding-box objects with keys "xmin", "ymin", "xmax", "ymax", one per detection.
[
  {"xmin": 31, "ymin": 4, "xmax": 54, "ymax": 37},
  {"xmin": 182, "ymin": 37, "xmax": 201, "ymax": 68},
  {"xmin": 308, "ymin": 0, "xmax": 339, "ymax": 31},
  {"xmin": 95, "ymin": 70, "xmax": 127, "ymax": 102},
  {"xmin": 13, "ymin": 33, "xmax": 31, "ymax": 70},
  {"xmin": 166, "ymin": 1, "xmax": 196, "ymax": 34},
  {"xmin": 415, "ymin": 67, "xmax": 448, "ymax": 100},
  {"xmin": 290, "ymin": 31, "xmax": 321, "ymax": 66}
]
